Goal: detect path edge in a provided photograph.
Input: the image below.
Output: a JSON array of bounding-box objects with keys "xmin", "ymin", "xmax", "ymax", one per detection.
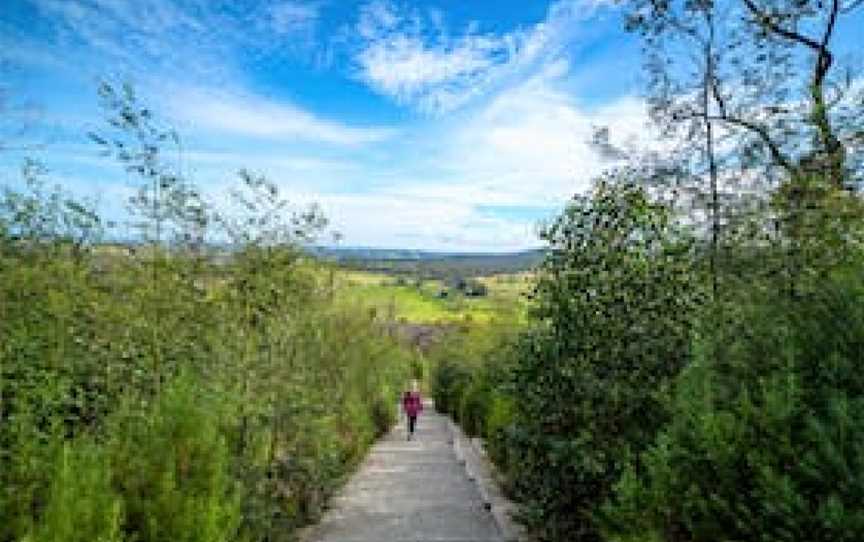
[
  {"xmin": 294, "ymin": 427, "xmax": 386, "ymax": 542},
  {"xmin": 447, "ymin": 418, "xmax": 528, "ymax": 542}
]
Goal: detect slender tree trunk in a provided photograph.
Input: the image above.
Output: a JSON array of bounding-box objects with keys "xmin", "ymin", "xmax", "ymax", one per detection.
[
  {"xmin": 152, "ymin": 174, "xmax": 162, "ymax": 395},
  {"xmin": 808, "ymin": 0, "xmax": 845, "ymax": 187},
  {"xmin": 703, "ymin": 10, "xmax": 721, "ymax": 302}
]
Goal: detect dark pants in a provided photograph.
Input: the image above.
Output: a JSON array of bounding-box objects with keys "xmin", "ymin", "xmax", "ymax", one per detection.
[{"xmin": 407, "ymin": 415, "xmax": 417, "ymax": 435}]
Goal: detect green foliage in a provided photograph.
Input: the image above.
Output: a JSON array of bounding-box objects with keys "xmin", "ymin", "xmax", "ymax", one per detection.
[
  {"xmin": 458, "ymin": 371, "xmax": 492, "ymax": 437},
  {"xmin": 429, "ymin": 174, "xmax": 864, "ymax": 542},
  {"xmin": 107, "ymin": 376, "xmax": 240, "ymax": 542},
  {"xmin": 0, "ymin": 158, "xmax": 103, "ymax": 259},
  {"xmin": 429, "ymin": 320, "xmax": 518, "ymax": 421},
  {"xmin": 90, "ymin": 80, "xmax": 205, "ymax": 247},
  {"xmin": 603, "ymin": 268, "xmax": 864, "ymax": 542},
  {"xmin": 27, "ymin": 440, "xmax": 124, "ymax": 542},
  {"xmin": 0, "ymin": 83, "xmax": 412, "ymax": 542},
  {"xmin": 431, "ymin": 357, "xmax": 473, "ymax": 418},
  {"xmin": 483, "ymin": 391, "xmax": 516, "ymax": 472},
  {"xmin": 496, "ymin": 180, "xmax": 699, "ymax": 541},
  {"xmin": 0, "ymin": 213, "xmax": 412, "ymax": 542}
]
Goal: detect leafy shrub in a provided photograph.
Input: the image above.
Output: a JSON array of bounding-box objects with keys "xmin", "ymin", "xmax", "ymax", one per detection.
[
  {"xmin": 27, "ymin": 440, "xmax": 124, "ymax": 542},
  {"xmin": 603, "ymin": 270, "xmax": 864, "ymax": 542},
  {"xmin": 107, "ymin": 376, "xmax": 241, "ymax": 542},
  {"xmin": 0, "ymin": 214, "xmax": 411, "ymax": 542},
  {"xmin": 501, "ymin": 180, "xmax": 700, "ymax": 541},
  {"xmin": 432, "ymin": 357, "xmax": 472, "ymax": 417},
  {"xmin": 484, "ymin": 391, "xmax": 516, "ymax": 473},
  {"xmin": 459, "ymin": 372, "xmax": 492, "ymax": 437}
]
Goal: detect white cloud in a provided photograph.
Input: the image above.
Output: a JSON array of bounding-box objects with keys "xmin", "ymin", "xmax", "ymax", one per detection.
[
  {"xmin": 33, "ymin": 0, "xmax": 212, "ymax": 73},
  {"xmin": 14, "ymin": 0, "xmax": 653, "ymax": 251},
  {"xmin": 353, "ymin": 0, "xmax": 515, "ymax": 112},
  {"xmin": 261, "ymin": 1, "xmax": 324, "ymax": 54},
  {"xmin": 426, "ymin": 67, "xmax": 653, "ymax": 210},
  {"xmin": 185, "ymin": 69, "xmax": 654, "ymax": 251},
  {"xmin": 311, "ymin": 192, "xmax": 537, "ymax": 251},
  {"xmin": 165, "ymin": 86, "xmax": 395, "ymax": 146},
  {"xmin": 351, "ymin": 0, "xmax": 611, "ymax": 113},
  {"xmin": 29, "ymin": 0, "xmax": 324, "ymax": 83},
  {"xmin": 278, "ymin": 72, "xmax": 655, "ymax": 250}
]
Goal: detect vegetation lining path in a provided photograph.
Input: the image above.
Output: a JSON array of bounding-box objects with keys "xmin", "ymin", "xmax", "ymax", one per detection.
[{"xmin": 304, "ymin": 405, "xmax": 503, "ymax": 542}]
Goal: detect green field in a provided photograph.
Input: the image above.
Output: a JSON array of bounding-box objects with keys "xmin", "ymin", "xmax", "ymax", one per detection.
[{"xmin": 336, "ymin": 269, "xmax": 532, "ymax": 324}]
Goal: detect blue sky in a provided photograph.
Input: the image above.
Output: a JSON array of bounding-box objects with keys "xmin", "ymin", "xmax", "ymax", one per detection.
[{"xmin": 2, "ymin": 0, "xmax": 858, "ymax": 250}]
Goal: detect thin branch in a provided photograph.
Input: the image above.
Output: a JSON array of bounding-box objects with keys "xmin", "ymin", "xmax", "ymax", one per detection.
[
  {"xmin": 814, "ymin": 0, "xmax": 840, "ymax": 87},
  {"xmin": 711, "ymin": 74, "xmax": 727, "ymax": 118},
  {"xmin": 841, "ymin": 0, "xmax": 864, "ymax": 13},
  {"xmin": 740, "ymin": 0, "xmax": 822, "ymax": 51},
  {"xmin": 690, "ymin": 112, "xmax": 796, "ymax": 173}
]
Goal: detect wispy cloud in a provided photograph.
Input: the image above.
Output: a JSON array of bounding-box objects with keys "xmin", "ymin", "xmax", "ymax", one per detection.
[
  {"xmin": 6, "ymin": 0, "xmax": 649, "ymax": 251},
  {"xmin": 172, "ymin": 55, "xmax": 653, "ymax": 250},
  {"xmin": 165, "ymin": 86, "xmax": 395, "ymax": 146},
  {"xmin": 259, "ymin": 0, "xmax": 325, "ymax": 55},
  {"xmin": 350, "ymin": 0, "xmax": 612, "ymax": 114},
  {"xmin": 33, "ymin": 0, "xmax": 217, "ymax": 76},
  {"xmin": 20, "ymin": 1, "xmax": 387, "ymax": 146},
  {"xmin": 430, "ymin": 64, "xmax": 652, "ymax": 204},
  {"xmin": 267, "ymin": 1, "xmax": 321, "ymax": 36},
  {"xmin": 29, "ymin": 0, "xmax": 324, "ymax": 83},
  {"xmin": 351, "ymin": 0, "xmax": 516, "ymax": 113},
  {"xmin": 269, "ymin": 68, "xmax": 655, "ymax": 250}
]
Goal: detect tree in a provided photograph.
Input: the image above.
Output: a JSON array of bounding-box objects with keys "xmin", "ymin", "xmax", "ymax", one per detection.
[
  {"xmin": 504, "ymin": 176, "xmax": 700, "ymax": 541},
  {"xmin": 626, "ymin": 0, "xmax": 862, "ymax": 186},
  {"xmin": 89, "ymin": 81, "xmax": 207, "ymax": 249},
  {"xmin": 0, "ymin": 159, "xmax": 103, "ymax": 260},
  {"xmin": 89, "ymin": 81, "xmax": 212, "ymax": 395},
  {"xmin": 603, "ymin": 234, "xmax": 864, "ymax": 542},
  {"xmin": 623, "ymin": 0, "xmax": 863, "ymax": 300}
]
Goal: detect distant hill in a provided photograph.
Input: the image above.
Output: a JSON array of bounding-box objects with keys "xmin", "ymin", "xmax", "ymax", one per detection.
[{"xmin": 312, "ymin": 247, "xmax": 545, "ymax": 278}]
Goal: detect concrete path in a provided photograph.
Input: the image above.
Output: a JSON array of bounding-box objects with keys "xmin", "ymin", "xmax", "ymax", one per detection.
[{"xmin": 305, "ymin": 406, "xmax": 504, "ymax": 542}]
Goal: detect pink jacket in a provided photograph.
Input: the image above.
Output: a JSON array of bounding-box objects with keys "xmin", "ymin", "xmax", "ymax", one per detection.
[{"xmin": 402, "ymin": 392, "xmax": 423, "ymax": 417}]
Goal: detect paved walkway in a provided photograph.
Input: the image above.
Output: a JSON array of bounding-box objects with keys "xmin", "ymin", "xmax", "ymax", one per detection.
[{"xmin": 306, "ymin": 407, "xmax": 504, "ymax": 542}]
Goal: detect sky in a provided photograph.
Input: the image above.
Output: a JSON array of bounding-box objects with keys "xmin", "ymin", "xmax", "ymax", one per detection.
[{"xmin": 1, "ymin": 0, "xmax": 856, "ymax": 251}]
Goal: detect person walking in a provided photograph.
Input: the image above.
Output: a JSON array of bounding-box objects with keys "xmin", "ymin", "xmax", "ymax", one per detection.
[{"xmin": 402, "ymin": 383, "xmax": 423, "ymax": 440}]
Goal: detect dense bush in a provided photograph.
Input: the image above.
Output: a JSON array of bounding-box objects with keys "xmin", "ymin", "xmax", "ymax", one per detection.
[
  {"xmin": 429, "ymin": 320, "xmax": 518, "ymax": 434},
  {"xmin": 0, "ymin": 113, "xmax": 413, "ymax": 541},
  {"xmin": 497, "ymin": 181, "xmax": 699, "ymax": 541},
  {"xmin": 0, "ymin": 238, "xmax": 412, "ymax": 542},
  {"xmin": 431, "ymin": 357, "xmax": 473, "ymax": 419},
  {"xmin": 432, "ymin": 176, "xmax": 864, "ymax": 542},
  {"xmin": 602, "ymin": 267, "xmax": 864, "ymax": 542},
  {"xmin": 429, "ymin": 181, "xmax": 700, "ymax": 540}
]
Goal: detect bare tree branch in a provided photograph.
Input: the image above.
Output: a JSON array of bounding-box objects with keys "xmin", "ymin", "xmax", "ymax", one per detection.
[
  {"xmin": 683, "ymin": 111, "xmax": 797, "ymax": 173},
  {"xmin": 740, "ymin": 0, "xmax": 823, "ymax": 51},
  {"xmin": 815, "ymin": 0, "xmax": 840, "ymax": 87}
]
